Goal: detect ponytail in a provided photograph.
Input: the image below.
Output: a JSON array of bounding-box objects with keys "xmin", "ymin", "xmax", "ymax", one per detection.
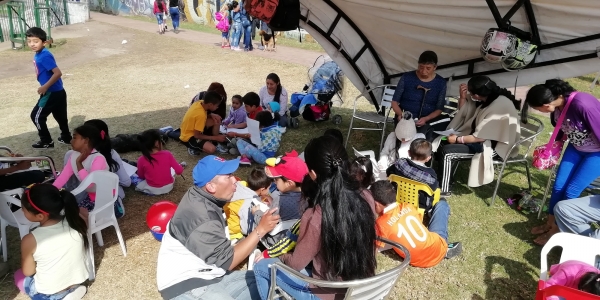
[
  {"xmin": 79, "ymin": 121, "xmax": 119, "ymax": 172},
  {"xmin": 22, "ymin": 184, "xmax": 89, "ymax": 250},
  {"xmin": 578, "ymin": 272, "xmax": 600, "ymax": 296},
  {"xmin": 138, "ymin": 129, "xmax": 162, "ymax": 166},
  {"xmin": 468, "ymin": 75, "xmax": 521, "ymax": 110},
  {"xmin": 60, "ymin": 189, "xmax": 89, "ymax": 250}
]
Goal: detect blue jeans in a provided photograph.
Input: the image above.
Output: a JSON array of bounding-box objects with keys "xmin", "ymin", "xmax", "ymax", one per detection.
[
  {"xmin": 172, "ymin": 271, "xmax": 260, "ymax": 300},
  {"xmin": 555, "ymin": 195, "xmax": 600, "ymax": 239},
  {"xmin": 237, "ymin": 139, "xmax": 268, "ymax": 164},
  {"xmin": 24, "ymin": 276, "xmax": 82, "ymax": 300},
  {"xmin": 549, "ymin": 144, "xmax": 600, "ymax": 215},
  {"xmin": 243, "ymin": 22, "xmax": 253, "ymax": 50},
  {"xmin": 155, "ymin": 13, "xmax": 164, "ymax": 24},
  {"xmin": 169, "ymin": 7, "xmax": 180, "ymax": 29},
  {"xmin": 253, "ymin": 258, "xmax": 319, "ymax": 300},
  {"xmin": 428, "ymin": 200, "xmax": 450, "ymax": 242},
  {"xmin": 231, "ymin": 22, "xmax": 242, "ymax": 48}
]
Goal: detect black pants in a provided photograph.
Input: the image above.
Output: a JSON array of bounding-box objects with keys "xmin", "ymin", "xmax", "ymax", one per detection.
[
  {"xmin": 436, "ymin": 143, "xmax": 476, "ymax": 193},
  {"xmin": 30, "ymin": 89, "xmax": 70, "ymax": 143},
  {"xmin": 0, "ymin": 170, "xmax": 46, "ymax": 192}
]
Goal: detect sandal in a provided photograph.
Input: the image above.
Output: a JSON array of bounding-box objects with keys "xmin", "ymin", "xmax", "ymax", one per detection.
[{"xmin": 531, "ymin": 224, "xmax": 551, "ymax": 235}]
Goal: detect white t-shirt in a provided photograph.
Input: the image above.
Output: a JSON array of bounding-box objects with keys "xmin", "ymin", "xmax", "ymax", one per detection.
[{"xmin": 259, "ymin": 85, "xmax": 288, "ymax": 116}]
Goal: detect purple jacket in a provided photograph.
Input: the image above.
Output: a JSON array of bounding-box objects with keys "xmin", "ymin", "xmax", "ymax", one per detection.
[
  {"xmin": 554, "ymin": 92, "xmax": 600, "ymax": 152},
  {"xmin": 223, "ymin": 106, "xmax": 247, "ymax": 125}
]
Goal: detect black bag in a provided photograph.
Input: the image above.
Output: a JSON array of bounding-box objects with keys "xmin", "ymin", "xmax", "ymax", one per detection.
[{"xmin": 268, "ymin": 0, "xmax": 300, "ymax": 31}]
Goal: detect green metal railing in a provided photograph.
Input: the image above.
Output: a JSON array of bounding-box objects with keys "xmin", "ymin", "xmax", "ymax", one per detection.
[{"xmin": 0, "ymin": 0, "xmax": 69, "ymax": 47}]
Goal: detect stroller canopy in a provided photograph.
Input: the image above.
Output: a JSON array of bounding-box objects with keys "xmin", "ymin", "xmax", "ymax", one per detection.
[{"xmin": 298, "ymin": 0, "xmax": 600, "ymax": 109}]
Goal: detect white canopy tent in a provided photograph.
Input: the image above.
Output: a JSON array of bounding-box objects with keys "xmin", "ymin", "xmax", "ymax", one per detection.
[{"xmin": 297, "ymin": 0, "xmax": 600, "ymax": 109}]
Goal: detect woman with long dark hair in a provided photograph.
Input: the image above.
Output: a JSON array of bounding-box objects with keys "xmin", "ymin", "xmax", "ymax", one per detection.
[
  {"xmin": 259, "ymin": 73, "xmax": 289, "ymax": 127},
  {"xmin": 253, "ymin": 136, "xmax": 377, "ymax": 300},
  {"xmin": 527, "ymin": 79, "xmax": 600, "ymax": 245},
  {"xmin": 433, "ymin": 75, "xmax": 521, "ymax": 195}
]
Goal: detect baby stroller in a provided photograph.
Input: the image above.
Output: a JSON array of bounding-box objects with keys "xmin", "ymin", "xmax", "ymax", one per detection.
[{"xmin": 289, "ymin": 55, "xmax": 344, "ymax": 129}]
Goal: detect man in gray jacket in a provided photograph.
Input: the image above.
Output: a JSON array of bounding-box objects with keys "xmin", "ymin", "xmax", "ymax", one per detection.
[{"xmin": 157, "ymin": 155, "xmax": 280, "ymax": 299}]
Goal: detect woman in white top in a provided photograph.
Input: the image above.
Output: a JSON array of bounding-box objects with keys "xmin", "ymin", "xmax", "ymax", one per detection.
[
  {"xmin": 15, "ymin": 183, "xmax": 89, "ymax": 299},
  {"xmin": 259, "ymin": 73, "xmax": 289, "ymax": 127}
]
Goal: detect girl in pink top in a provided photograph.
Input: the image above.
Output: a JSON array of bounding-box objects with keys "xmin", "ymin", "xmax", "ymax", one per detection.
[
  {"xmin": 53, "ymin": 124, "xmax": 118, "ymax": 213},
  {"xmin": 546, "ymin": 260, "xmax": 600, "ymax": 296},
  {"xmin": 135, "ymin": 129, "xmax": 184, "ymax": 195}
]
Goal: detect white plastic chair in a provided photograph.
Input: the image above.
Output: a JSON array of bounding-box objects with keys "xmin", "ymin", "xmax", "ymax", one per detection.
[
  {"xmin": 71, "ymin": 170, "xmax": 126, "ymax": 281},
  {"xmin": 0, "ymin": 190, "xmax": 39, "ymax": 262},
  {"xmin": 266, "ymin": 237, "xmax": 410, "ymax": 300},
  {"xmin": 248, "ymin": 219, "xmax": 298, "ymax": 270},
  {"xmin": 346, "ymin": 85, "xmax": 396, "ymax": 152},
  {"xmin": 539, "ymin": 232, "xmax": 600, "ymax": 280}
]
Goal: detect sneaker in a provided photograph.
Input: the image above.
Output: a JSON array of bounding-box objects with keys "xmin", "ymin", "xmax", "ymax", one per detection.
[
  {"xmin": 445, "ymin": 242, "xmax": 462, "ymax": 259},
  {"xmin": 188, "ymin": 148, "xmax": 201, "ymax": 156},
  {"xmin": 239, "ymin": 157, "xmax": 251, "ymax": 165},
  {"xmin": 63, "ymin": 285, "xmax": 87, "ymax": 300},
  {"xmin": 216, "ymin": 144, "xmax": 228, "ymax": 154},
  {"xmin": 57, "ymin": 136, "xmax": 71, "ymax": 145},
  {"xmin": 234, "ymin": 47, "xmax": 243, "ymax": 51},
  {"xmin": 229, "ymin": 148, "xmax": 240, "ymax": 156},
  {"xmin": 32, "ymin": 141, "xmax": 54, "ymax": 149},
  {"xmin": 441, "ymin": 191, "xmax": 452, "ymax": 198}
]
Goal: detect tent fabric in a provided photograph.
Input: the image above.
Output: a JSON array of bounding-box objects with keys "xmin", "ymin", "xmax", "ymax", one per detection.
[{"xmin": 298, "ymin": 0, "xmax": 600, "ymax": 107}]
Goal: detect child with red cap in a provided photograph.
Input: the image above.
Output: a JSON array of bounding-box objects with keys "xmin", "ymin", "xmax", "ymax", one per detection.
[{"xmin": 248, "ymin": 150, "xmax": 307, "ymax": 247}]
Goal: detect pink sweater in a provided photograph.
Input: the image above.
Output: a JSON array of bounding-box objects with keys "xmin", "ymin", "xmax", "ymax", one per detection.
[
  {"xmin": 136, "ymin": 150, "xmax": 183, "ymax": 188},
  {"xmin": 546, "ymin": 260, "xmax": 600, "ymax": 289},
  {"xmin": 53, "ymin": 153, "xmax": 108, "ymax": 201}
]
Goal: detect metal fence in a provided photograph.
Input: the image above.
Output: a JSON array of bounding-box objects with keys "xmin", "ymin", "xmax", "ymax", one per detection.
[{"xmin": 0, "ymin": 0, "xmax": 69, "ymax": 45}]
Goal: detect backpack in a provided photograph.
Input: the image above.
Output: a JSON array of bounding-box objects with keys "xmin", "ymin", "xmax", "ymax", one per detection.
[
  {"xmin": 215, "ymin": 11, "xmax": 230, "ymax": 32},
  {"xmin": 244, "ymin": 0, "xmax": 279, "ymax": 23},
  {"xmin": 268, "ymin": 0, "xmax": 299, "ymax": 31}
]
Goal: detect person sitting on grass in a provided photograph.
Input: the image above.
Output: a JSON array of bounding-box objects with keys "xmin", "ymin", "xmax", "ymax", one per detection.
[
  {"xmin": 14, "ymin": 184, "xmax": 89, "ymax": 300},
  {"xmin": 236, "ymin": 111, "xmax": 285, "ymax": 165},
  {"xmin": 387, "ymin": 138, "xmax": 438, "ymax": 214},
  {"xmin": 178, "ymin": 91, "xmax": 227, "ymax": 155},
  {"xmin": 244, "ymin": 91, "xmax": 264, "ymax": 120},
  {"xmin": 133, "ymin": 129, "xmax": 184, "ymax": 195},
  {"xmin": 370, "ymin": 180, "xmax": 462, "ymax": 268},
  {"xmin": 156, "ymin": 155, "xmax": 280, "ymax": 299},
  {"xmin": 222, "ymin": 94, "xmax": 247, "ymax": 129}
]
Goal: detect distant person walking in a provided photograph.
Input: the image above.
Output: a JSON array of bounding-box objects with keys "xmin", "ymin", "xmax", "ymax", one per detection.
[
  {"xmin": 154, "ymin": 0, "xmax": 168, "ymax": 34},
  {"xmin": 168, "ymin": 0, "xmax": 180, "ymax": 33}
]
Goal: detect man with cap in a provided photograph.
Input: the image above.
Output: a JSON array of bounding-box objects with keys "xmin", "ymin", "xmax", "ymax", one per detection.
[{"xmin": 156, "ymin": 155, "xmax": 280, "ymax": 300}]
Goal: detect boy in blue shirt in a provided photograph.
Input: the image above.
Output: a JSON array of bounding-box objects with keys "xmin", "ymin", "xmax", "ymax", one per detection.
[{"xmin": 26, "ymin": 27, "xmax": 71, "ymax": 149}]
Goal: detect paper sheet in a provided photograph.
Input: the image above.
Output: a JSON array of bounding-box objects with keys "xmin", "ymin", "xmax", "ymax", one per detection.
[
  {"xmin": 247, "ymin": 119, "xmax": 262, "ymax": 147},
  {"xmin": 219, "ymin": 125, "xmax": 249, "ymax": 135},
  {"xmin": 433, "ymin": 129, "xmax": 461, "ymax": 136}
]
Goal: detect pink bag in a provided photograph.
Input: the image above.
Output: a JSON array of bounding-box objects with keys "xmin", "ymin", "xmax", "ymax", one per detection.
[{"xmin": 532, "ymin": 92, "xmax": 577, "ymax": 170}]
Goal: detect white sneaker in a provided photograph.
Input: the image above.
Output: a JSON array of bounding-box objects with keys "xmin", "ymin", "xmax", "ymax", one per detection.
[{"xmin": 63, "ymin": 285, "xmax": 87, "ymax": 300}]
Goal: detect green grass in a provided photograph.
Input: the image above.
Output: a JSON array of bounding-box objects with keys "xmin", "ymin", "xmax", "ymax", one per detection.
[{"xmin": 125, "ymin": 15, "xmax": 325, "ymax": 52}]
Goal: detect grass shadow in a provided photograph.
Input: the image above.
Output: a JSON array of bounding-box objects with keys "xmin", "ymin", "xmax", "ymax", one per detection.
[{"xmin": 474, "ymin": 255, "xmax": 539, "ymax": 300}]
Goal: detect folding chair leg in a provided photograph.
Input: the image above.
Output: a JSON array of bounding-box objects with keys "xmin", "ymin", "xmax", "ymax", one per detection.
[
  {"xmin": 538, "ymin": 168, "xmax": 555, "ymax": 219},
  {"xmin": 113, "ymin": 221, "xmax": 127, "ymax": 257},
  {"xmin": 379, "ymin": 121, "xmax": 388, "ymax": 153},
  {"xmin": 1, "ymin": 223, "xmax": 7, "ymax": 262},
  {"xmin": 345, "ymin": 116, "xmax": 355, "ymax": 148},
  {"xmin": 525, "ymin": 163, "xmax": 532, "ymax": 191},
  {"xmin": 88, "ymin": 234, "xmax": 96, "ymax": 281},
  {"xmin": 490, "ymin": 163, "xmax": 507, "ymax": 207}
]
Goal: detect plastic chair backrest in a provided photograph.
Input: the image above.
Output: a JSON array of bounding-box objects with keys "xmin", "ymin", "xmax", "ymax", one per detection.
[
  {"xmin": 388, "ymin": 174, "xmax": 440, "ymax": 215},
  {"xmin": 70, "ymin": 170, "xmax": 119, "ymax": 222},
  {"xmin": 442, "ymin": 97, "xmax": 459, "ymax": 115},
  {"xmin": 267, "ymin": 237, "xmax": 410, "ymax": 300},
  {"xmin": 540, "ymin": 232, "xmax": 600, "ymax": 280},
  {"xmin": 0, "ymin": 194, "xmax": 21, "ymax": 226}
]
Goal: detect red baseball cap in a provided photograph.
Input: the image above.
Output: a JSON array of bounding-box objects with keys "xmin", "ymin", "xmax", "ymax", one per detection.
[{"xmin": 264, "ymin": 150, "xmax": 308, "ymax": 183}]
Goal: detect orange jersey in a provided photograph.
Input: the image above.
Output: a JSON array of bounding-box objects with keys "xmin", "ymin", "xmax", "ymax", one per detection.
[{"xmin": 376, "ymin": 202, "xmax": 447, "ymax": 268}]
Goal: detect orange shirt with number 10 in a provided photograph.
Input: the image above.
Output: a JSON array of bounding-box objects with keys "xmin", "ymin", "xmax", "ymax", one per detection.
[{"xmin": 376, "ymin": 202, "xmax": 447, "ymax": 268}]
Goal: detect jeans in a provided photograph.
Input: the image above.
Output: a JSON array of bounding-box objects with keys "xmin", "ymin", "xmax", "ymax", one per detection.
[
  {"xmin": 156, "ymin": 13, "xmax": 164, "ymax": 24},
  {"xmin": 231, "ymin": 22, "xmax": 242, "ymax": 48},
  {"xmin": 172, "ymin": 271, "xmax": 260, "ymax": 300},
  {"xmin": 548, "ymin": 144, "xmax": 600, "ymax": 215},
  {"xmin": 169, "ymin": 7, "xmax": 180, "ymax": 29},
  {"xmin": 237, "ymin": 139, "xmax": 268, "ymax": 164},
  {"xmin": 253, "ymin": 258, "xmax": 319, "ymax": 300},
  {"xmin": 243, "ymin": 22, "xmax": 253, "ymax": 50},
  {"xmin": 427, "ymin": 200, "xmax": 450, "ymax": 242},
  {"xmin": 21, "ymin": 275, "xmax": 82, "ymax": 300},
  {"xmin": 555, "ymin": 195, "xmax": 600, "ymax": 239}
]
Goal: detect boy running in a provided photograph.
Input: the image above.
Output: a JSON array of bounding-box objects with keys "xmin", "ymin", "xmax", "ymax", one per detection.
[{"xmin": 26, "ymin": 27, "xmax": 71, "ymax": 149}]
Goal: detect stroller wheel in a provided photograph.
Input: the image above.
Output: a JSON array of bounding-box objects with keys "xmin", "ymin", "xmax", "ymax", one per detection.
[
  {"xmin": 332, "ymin": 115, "xmax": 342, "ymax": 125},
  {"xmin": 291, "ymin": 118, "xmax": 300, "ymax": 129}
]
